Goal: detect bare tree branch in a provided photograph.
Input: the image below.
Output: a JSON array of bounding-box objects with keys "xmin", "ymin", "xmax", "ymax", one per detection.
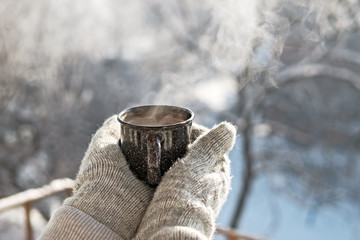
[
  {"xmin": 275, "ymin": 64, "xmax": 360, "ymax": 90},
  {"xmin": 231, "ymin": 117, "xmax": 255, "ymax": 229}
]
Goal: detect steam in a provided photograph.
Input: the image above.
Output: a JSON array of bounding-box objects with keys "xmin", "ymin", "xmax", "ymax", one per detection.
[
  {"xmin": 1, "ymin": 0, "xmax": 359, "ymax": 111},
  {"xmin": 210, "ymin": 0, "xmax": 259, "ymax": 74},
  {"xmin": 135, "ymin": 0, "xmax": 262, "ymax": 109},
  {"xmin": 123, "ymin": 0, "xmax": 360, "ymax": 113}
]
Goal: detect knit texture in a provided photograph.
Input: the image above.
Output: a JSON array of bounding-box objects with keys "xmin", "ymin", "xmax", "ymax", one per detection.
[
  {"xmin": 64, "ymin": 115, "xmax": 155, "ymax": 240},
  {"xmin": 39, "ymin": 115, "xmax": 216, "ymax": 240},
  {"xmin": 134, "ymin": 122, "xmax": 237, "ymax": 240},
  {"xmin": 39, "ymin": 205, "xmax": 121, "ymax": 240}
]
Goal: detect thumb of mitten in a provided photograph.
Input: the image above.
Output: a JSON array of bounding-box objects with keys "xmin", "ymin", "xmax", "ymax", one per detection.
[{"xmin": 187, "ymin": 122, "xmax": 236, "ymax": 166}]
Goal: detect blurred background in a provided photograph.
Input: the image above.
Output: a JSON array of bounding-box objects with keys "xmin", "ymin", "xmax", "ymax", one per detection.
[{"xmin": 1, "ymin": 0, "xmax": 360, "ymax": 239}]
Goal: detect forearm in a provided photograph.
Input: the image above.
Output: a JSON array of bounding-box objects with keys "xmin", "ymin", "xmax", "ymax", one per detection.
[
  {"xmin": 147, "ymin": 226, "xmax": 209, "ymax": 240},
  {"xmin": 39, "ymin": 205, "xmax": 122, "ymax": 240}
]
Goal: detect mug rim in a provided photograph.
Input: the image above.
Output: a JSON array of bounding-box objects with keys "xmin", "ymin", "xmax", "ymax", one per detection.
[{"xmin": 117, "ymin": 105, "xmax": 194, "ymax": 129}]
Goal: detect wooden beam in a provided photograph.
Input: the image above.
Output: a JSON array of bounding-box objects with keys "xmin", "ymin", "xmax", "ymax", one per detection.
[
  {"xmin": 0, "ymin": 178, "xmax": 75, "ymax": 213},
  {"xmin": 216, "ymin": 227, "xmax": 267, "ymax": 240},
  {"xmin": 24, "ymin": 202, "xmax": 32, "ymax": 240}
]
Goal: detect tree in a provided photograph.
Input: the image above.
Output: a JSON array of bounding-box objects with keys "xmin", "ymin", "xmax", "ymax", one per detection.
[{"xmin": 230, "ymin": 0, "xmax": 360, "ymax": 229}]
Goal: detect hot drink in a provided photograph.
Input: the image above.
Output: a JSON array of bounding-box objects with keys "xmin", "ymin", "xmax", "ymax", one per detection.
[{"xmin": 123, "ymin": 114, "xmax": 186, "ymax": 127}]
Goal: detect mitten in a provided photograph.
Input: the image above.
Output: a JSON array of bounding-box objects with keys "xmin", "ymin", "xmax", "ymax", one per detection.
[
  {"xmin": 41, "ymin": 115, "xmax": 155, "ymax": 240},
  {"xmin": 134, "ymin": 122, "xmax": 236, "ymax": 240}
]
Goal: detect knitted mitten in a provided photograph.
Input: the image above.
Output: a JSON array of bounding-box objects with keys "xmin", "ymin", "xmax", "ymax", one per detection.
[
  {"xmin": 63, "ymin": 115, "xmax": 155, "ymax": 239},
  {"xmin": 40, "ymin": 116, "xmax": 211, "ymax": 240},
  {"xmin": 134, "ymin": 122, "xmax": 237, "ymax": 240}
]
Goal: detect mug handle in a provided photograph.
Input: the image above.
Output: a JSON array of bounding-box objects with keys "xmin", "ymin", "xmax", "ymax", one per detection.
[{"xmin": 146, "ymin": 133, "xmax": 161, "ymax": 185}]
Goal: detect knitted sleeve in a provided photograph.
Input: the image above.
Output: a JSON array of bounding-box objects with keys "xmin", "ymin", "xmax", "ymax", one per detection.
[{"xmin": 39, "ymin": 205, "xmax": 122, "ymax": 240}]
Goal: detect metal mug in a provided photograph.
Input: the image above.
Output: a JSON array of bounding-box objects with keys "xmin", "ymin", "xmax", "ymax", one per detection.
[{"xmin": 117, "ymin": 105, "xmax": 194, "ymax": 186}]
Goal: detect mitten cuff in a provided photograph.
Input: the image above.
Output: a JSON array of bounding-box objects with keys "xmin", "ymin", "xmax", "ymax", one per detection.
[
  {"xmin": 148, "ymin": 226, "xmax": 209, "ymax": 240},
  {"xmin": 39, "ymin": 205, "xmax": 122, "ymax": 240}
]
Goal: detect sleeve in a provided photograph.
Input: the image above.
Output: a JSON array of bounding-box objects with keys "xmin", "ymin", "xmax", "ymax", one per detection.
[{"xmin": 38, "ymin": 205, "xmax": 123, "ymax": 240}]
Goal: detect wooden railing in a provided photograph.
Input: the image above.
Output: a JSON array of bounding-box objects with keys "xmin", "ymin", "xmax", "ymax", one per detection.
[
  {"xmin": 0, "ymin": 178, "xmax": 265, "ymax": 240},
  {"xmin": 0, "ymin": 178, "xmax": 74, "ymax": 240}
]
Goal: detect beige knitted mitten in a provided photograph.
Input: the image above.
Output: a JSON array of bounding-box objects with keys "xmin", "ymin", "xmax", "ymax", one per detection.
[
  {"xmin": 40, "ymin": 116, "xmax": 213, "ymax": 240},
  {"xmin": 134, "ymin": 122, "xmax": 237, "ymax": 240},
  {"xmin": 63, "ymin": 115, "xmax": 155, "ymax": 239}
]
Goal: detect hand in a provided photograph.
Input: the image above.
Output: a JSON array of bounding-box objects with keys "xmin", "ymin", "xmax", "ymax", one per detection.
[
  {"xmin": 45, "ymin": 115, "xmax": 235, "ymax": 240},
  {"xmin": 135, "ymin": 122, "xmax": 237, "ymax": 240},
  {"xmin": 63, "ymin": 115, "xmax": 212, "ymax": 240},
  {"xmin": 64, "ymin": 115, "xmax": 155, "ymax": 240}
]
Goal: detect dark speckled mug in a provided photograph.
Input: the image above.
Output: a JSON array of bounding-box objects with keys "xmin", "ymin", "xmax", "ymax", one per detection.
[{"xmin": 117, "ymin": 105, "xmax": 194, "ymax": 186}]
